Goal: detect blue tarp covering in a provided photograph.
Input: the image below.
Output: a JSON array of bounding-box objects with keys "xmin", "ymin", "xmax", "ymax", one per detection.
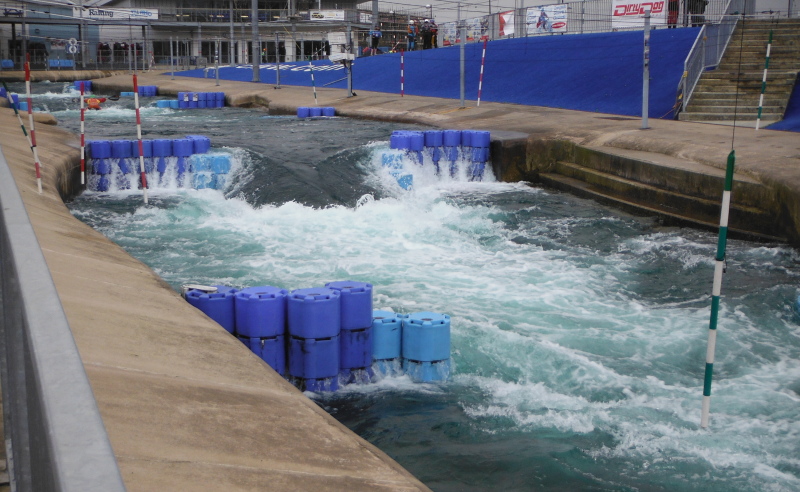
[
  {"xmin": 766, "ymin": 77, "xmax": 800, "ymax": 132},
  {"xmin": 176, "ymin": 28, "xmax": 701, "ymax": 119}
]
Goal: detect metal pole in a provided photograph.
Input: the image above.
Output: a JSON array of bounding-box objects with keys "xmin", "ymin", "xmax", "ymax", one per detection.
[
  {"xmin": 309, "ymin": 61, "xmax": 318, "ymax": 105},
  {"xmin": 459, "ymin": 3, "xmax": 465, "ymax": 108},
  {"xmin": 229, "ymin": 0, "xmax": 235, "ymax": 65},
  {"xmin": 347, "ymin": 23, "xmax": 354, "ymax": 97},
  {"xmin": 215, "ymin": 39, "xmax": 220, "ymax": 86},
  {"xmin": 132, "ymin": 74, "xmax": 148, "ymax": 205},
  {"xmin": 170, "ymin": 35, "xmax": 174, "ymax": 79},
  {"xmin": 24, "ymin": 57, "xmax": 42, "ymax": 194},
  {"xmin": 275, "ymin": 33, "xmax": 281, "ymax": 88},
  {"xmin": 251, "ymin": 0, "xmax": 260, "ymax": 82},
  {"xmin": 701, "ymin": 149, "xmax": 735, "ymax": 429},
  {"xmin": 79, "ymin": 82, "xmax": 86, "ymax": 185},
  {"xmin": 756, "ymin": 30, "xmax": 772, "ymax": 131},
  {"xmin": 641, "ymin": 8, "xmax": 651, "ymax": 130}
]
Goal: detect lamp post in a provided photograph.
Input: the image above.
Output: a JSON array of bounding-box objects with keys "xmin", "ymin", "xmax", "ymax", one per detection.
[{"xmin": 426, "ymin": 4, "xmax": 433, "ymax": 19}]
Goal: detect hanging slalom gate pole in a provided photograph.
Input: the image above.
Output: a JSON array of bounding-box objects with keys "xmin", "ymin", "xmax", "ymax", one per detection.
[
  {"xmin": 400, "ymin": 50, "xmax": 405, "ymax": 97},
  {"xmin": 80, "ymin": 82, "xmax": 86, "ymax": 185},
  {"xmin": 24, "ymin": 56, "xmax": 43, "ymax": 194},
  {"xmin": 477, "ymin": 38, "xmax": 487, "ymax": 107},
  {"xmin": 2, "ymin": 80, "xmax": 38, "ymax": 192},
  {"xmin": 701, "ymin": 149, "xmax": 736, "ymax": 429},
  {"xmin": 132, "ymin": 74, "xmax": 149, "ymax": 204},
  {"xmin": 309, "ymin": 61, "xmax": 318, "ymax": 105},
  {"xmin": 755, "ymin": 30, "xmax": 772, "ymax": 131}
]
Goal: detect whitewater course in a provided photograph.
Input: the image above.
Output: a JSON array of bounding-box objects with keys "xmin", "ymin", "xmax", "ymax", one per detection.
[{"xmin": 1, "ymin": 67, "xmax": 799, "ymax": 491}]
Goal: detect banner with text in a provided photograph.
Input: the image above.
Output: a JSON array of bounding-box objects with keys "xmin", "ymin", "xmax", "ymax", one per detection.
[
  {"xmin": 526, "ymin": 5, "xmax": 568, "ymax": 34},
  {"xmin": 611, "ymin": 0, "xmax": 667, "ymax": 28},
  {"xmin": 73, "ymin": 7, "xmax": 159, "ymax": 20}
]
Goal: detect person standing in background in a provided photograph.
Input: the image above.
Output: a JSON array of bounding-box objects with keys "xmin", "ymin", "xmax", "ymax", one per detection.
[
  {"xmin": 421, "ymin": 20, "xmax": 433, "ymax": 50},
  {"xmin": 430, "ymin": 19, "xmax": 439, "ymax": 48},
  {"xmin": 407, "ymin": 20, "xmax": 418, "ymax": 51},
  {"xmin": 369, "ymin": 26, "xmax": 382, "ymax": 55}
]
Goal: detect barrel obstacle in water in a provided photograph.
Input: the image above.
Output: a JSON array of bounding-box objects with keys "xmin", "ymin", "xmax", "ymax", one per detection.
[
  {"xmin": 86, "ymin": 135, "xmax": 231, "ymax": 192},
  {"xmin": 297, "ymin": 107, "xmax": 336, "ymax": 118},
  {"xmin": 172, "ymin": 91, "xmax": 226, "ymax": 109},
  {"xmin": 184, "ymin": 280, "xmax": 451, "ymax": 392},
  {"xmin": 235, "ymin": 286, "xmax": 289, "ymax": 375},
  {"xmin": 382, "ymin": 129, "xmax": 491, "ymax": 189},
  {"xmin": 73, "ymin": 80, "xmax": 93, "ymax": 93}
]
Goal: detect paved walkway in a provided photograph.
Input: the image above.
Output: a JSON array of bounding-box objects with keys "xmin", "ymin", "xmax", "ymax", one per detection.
[{"xmin": 1, "ymin": 70, "xmax": 799, "ymax": 490}]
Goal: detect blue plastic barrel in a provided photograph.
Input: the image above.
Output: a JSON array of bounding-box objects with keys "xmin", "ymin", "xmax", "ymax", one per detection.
[
  {"xmin": 340, "ymin": 327, "xmax": 373, "ymax": 370},
  {"xmin": 408, "ymin": 132, "xmax": 424, "ymax": 151},
  {"xmin": 156, "ymin": 100, "xmax": 171, "ymax": 108},
  {"xmin": 186, "ymin": 285, "xmax": 239, "ymax": 334},
  {"xmin": 88, "ymin": 140, "xmax": 112, "ymax": 159},
  {"xmin": 197, "ymin": 92, "xmax": 207, "ymax": 109},
  {"xmin": 239, "ymin": 335, "xmax": 286, "ymax": 375},
  {"xmin": 18, "ymin": 101, "xmax": 28, "ymax": 112},
  {"xmin": 91, "ymin": 159, "xmax": 111, "ymax": 175},
  {"xmin": 96, "ymin": 176, "xmax": 110, "ymax": 192},
  {"xmin": 473, "ymin": 130, "xmax": 491, "ymax": 148},
  {"xmin": 189, "ymin": 155, "xmax": 211, "ymax": 172},
  {"xmin": 215, "ymin": 92, "xmax": 225, "ymax": 108},
  {"xmin": 372, "ymin": 310, "xmax": 403, "ymax": 361},
  {"xmin": 152, "ymin": 139, "xmax": 172, "ymax": 157},
  {"xmin": 287, "ymin": 288, "xmax": 341, "ymax": 339},
  {"xmin": 235, "ymin": 286, "xmax": 288, "ymax": 338},
  {"xmin": 404, "ymin": 359, "xmax": 451, "ymax": 383},
  {"xmin": 402, "ymin": 311, "xmax": 450, "ymax": 363},
  {"xmin": 297, "ymin": 107, "xmax": 310, "ymax": 118},
  {"xmin": 461, "ymin": 130, "xmax": 474, "ymax": 148},
  {"xmin": 189, "ymin": 92, "xmax": 199, "ymax": 109},
  {"xmin": 178, "ymin": 92, "xmax": 189, "ymax": 109},
  {"xmin": 322, "ymin": 107, "xmax": 335, "ymax": 117},
  {"xmin": 472, "ymin": 147, "xmax": 489, "ymax": 163},
  {"xmin": 171, "ymin": 138, "xmax": 193, "ymax": 157},
  {"xmin": 443, "ymin": 130, "xmax": 461, "ymax": 147},
  {"xmin": 309, "ymin": 106, "xmax": 323, "ymax": 117},
  {"xmin": 288, "ymin": 335, "xmax": 340, "ymax": 379},
  {"xmin": 211, "ymin": 155, "xmax": 231, "ymax": 174},
  {"xmin": 10, "ymin": 94, "xmax": 18, "ymax": 110},
  {"xmin": 192, "ymin": 173, "xmax": 212, "ymax": 189},
  {"xmin": 382, "ymin": 153, "xmax": 403, "ymax": 170},
  {"xmin": 186, "ymin": 135, "xmax": 211, "ymax": 154},
  {"xmin": 111, "ymin": 140, "xmax": 133, "ymax": 159},
  {"xmin": 325, "ymin": 281, "xmax": 373, "ymax": 330},
  {"xmin": 132, "ymin": 139, "xmax": 153, "ymax": 158},
  {"xmin": 424, "ymin": 130, "xmax": 443, "ymax": 148},
  {"xmin": 390, "ymin": 131, "xmax": 411, "ymax": 150},
  {"xmin": 211, "ymin": 174, "xmax": 227, "ymax": 190},
  {"xmin": 169, "ymin": 100, "xmax": 180, "ymax": 109}
]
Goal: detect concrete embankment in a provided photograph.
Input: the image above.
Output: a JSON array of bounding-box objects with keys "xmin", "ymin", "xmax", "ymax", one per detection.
[
  {"xmin": 0, "ymin": 92, "xmax": 431, "ymax": 489},
  {"xmin": 88, "ymin": 72, "xmax": 800, "ymax": 243}
]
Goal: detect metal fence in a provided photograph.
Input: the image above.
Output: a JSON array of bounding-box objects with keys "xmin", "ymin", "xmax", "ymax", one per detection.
[{"xmin": 0, "ymin": 152, "xmax": 125, "ymax": 492}]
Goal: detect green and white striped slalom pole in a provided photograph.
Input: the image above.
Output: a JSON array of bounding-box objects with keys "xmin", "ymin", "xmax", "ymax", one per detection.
[
  {"xmin": 701, "ymin": 149, "xmax": 735, "ymax": 429},
  {"xmin": 309, "ymin": 61, "xmax": 318, "ymax": 106},
  {"xmin": 755, "ymin": 30, "xmax": 772, "ymax": 131}
]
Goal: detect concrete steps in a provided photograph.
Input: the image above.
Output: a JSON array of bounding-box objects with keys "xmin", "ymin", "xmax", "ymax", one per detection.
[
  {"xmin": 680, "ymin": 19, "xmax": 800, "ymax": 124},
  {"xmin": 535, "ymin": 146, "xmax": 786, "ymax": 242}
]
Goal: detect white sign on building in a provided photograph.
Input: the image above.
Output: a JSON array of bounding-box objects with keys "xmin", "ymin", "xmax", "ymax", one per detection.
[
  {"xmin": 611, "ymin": 1, "xmax": 666, "ymax": 29},
  {"xmin": 310, "ymin": 10, "xmax": 345, "ymax": 21},
  {"xmin": 73, "ymin": 7, "xmax": 159, "ymax": 20}
]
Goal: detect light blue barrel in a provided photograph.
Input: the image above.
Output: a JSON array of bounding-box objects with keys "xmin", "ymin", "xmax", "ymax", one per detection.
[
  {"xmin": 372, "ymin": 310, "xmax": 402, "ymax": 361},
  {"xmin": 18, "ymin": 101, "xmax": 28, "ymax": 112},
  {"xmin": 169, "ymin": 100, "xmax": 180, "ymax": 109},
  {"xmin": 210, "ymin": 155, "xmax": 231, "ymax": 174},
  {"xmin": 309, "ymin": 106, "xmax": 323, "ymax": 117},
  {"xmin": 402, "ymin": 311, "xmax": 450, "ymax": 362},
  {"xmin": 156, "ymin": 100, "xmax": 171, "ymax": 108},
  {"xmin": 186, "ymin": 135, "xmax": 211, "ymax": 154},
  {"xmin": 322, "ymin": 107, "xmax": 335, "ymax": 117},
  {"xmin": 235, "ymin": 286, "xmax": 288, "ymax": 338},
  {"xmin": 288, "ymin": 288, "xmax": 341, "ymax": 339},
  {"xmin": 325, "ymin": 281, "xmax": 373, "ymax": 330},
  {"xmin": 381, "ymin": 153, "xmax": 403, "ymax": 170},
  {"xmin": 186, "ymin": 285, "xmax": 239, "ymax": 334},
  {"xmin": 189, "ymin": 155, "xmax": 211, "ymax": 172},
  {"xmin": 211, "ymin": 174, "xmax": 227, "ymax": 190},
  {"xmin": 89, "ymin": 140, "xmax": 112, "ymax": 159},
  {"xmin": 240, "ymin": 335, "xmax": 286, "ymax": 375},
  {"xmin": 171, "ymin": 138, "xmax": 194, "ymax": 157},
  {"xmin": 192, "ymin": 173, "xmax": 212, "ymax": 189},
  {"xmin": 297, "ymin": 107, "xmax": 310, "ymax": 118}
]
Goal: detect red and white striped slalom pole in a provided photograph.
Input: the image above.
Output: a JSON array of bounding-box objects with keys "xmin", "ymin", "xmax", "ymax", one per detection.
[
  {"xmin": 79, "ymin": 82, "xmax": 86, "ymax": 185},
  {"xmin": 24, "ymin": 56, "xmax": 43, "ymax": 194},
  {"xmin": 477, "ymin": 38, "xmax": 487, "ymax": 107},
  {"xmin": 132, "ymin": 74, "xmax": 149, "ymax": 204},
  {"xmin": 400, "ymin": 50, "xmax": 405, "ymax": 98}
]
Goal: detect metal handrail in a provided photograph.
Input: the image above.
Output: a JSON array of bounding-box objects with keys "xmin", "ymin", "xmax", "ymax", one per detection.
[{"xmin": 0, "ymin": 150, "xmax": 125, "ymax": 492}]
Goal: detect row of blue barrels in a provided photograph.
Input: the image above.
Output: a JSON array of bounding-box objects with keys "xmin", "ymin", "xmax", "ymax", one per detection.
[
  {"xmin": 175, "ymin": 92, "xmax": 226, "ymax": 109},
  {"xmin": 297, "ymin": 107, "xmax": 336, "ymax": 118},
  {"xmin": 391, "ymin": 129, "xmax": 490, "ymax": 180},
  {"xmin": 73, "ymin": 80, "xmax": 93, "ymax": 92},
  {"xmin": 185, "ymin": 281, "xmax": 451, "ymax": 391},
  {"xmin": 3, "ymin": 92, "xmax": 25, "ymax": 112}
]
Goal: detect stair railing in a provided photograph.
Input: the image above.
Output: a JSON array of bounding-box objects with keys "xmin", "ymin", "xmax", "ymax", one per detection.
[{"xmin": 678, "ymin": 0, "xmax": 746, "ymax": 114}]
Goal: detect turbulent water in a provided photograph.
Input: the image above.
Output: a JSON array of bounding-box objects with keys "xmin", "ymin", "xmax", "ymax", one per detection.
[{"xmin": 15, "ymin": 82, "xmax": 800, "ymax": 491}]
